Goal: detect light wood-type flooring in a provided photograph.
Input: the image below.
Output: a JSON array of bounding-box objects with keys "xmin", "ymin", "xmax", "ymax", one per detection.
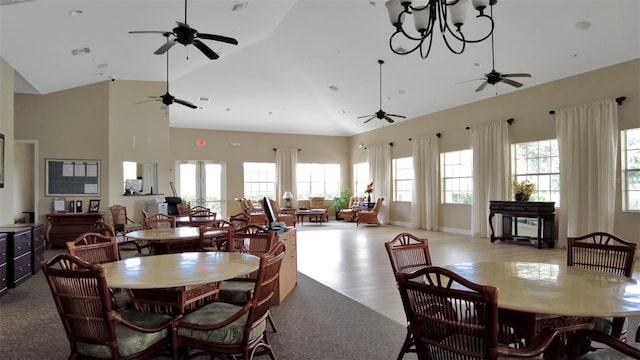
[{"xmin": 295, "ymin": 221, "xmax": 640, "ymax": 339}]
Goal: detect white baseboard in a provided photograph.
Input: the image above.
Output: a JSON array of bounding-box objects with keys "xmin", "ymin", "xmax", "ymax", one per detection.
[{"xmin": 438, "ymin": 226, "xmax": 472, "ymax": 236}]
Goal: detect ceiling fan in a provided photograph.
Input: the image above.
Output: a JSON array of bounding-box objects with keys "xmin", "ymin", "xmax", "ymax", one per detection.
[
  {"xmin": 137, "ymin": 39, "xmax": 197, "ymax": 110},
  {"xmin": 468, "ymin": 6, "xmax": 531, "ymax": 92},
  {"xmin": 358, "ymin": 59, "xmax": 406, "ymax": 124},
  {"xmin": 129, "ymin": 0, "xmax": 238, "ymax": 60}
]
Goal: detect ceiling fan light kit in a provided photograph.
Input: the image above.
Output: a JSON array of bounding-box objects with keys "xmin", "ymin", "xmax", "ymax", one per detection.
[{"xmin": 385, "ymin": 0, "xmax": 496, "ymax": 60}]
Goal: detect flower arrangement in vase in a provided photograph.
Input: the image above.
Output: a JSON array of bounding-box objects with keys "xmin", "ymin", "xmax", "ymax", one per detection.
[
  {"xmin": 365, "ymin": 181, "xmax": 374, "ymax": 204},
  {"xmin": 513, "ymin": 179, "xmax": 535, "ymax": 201}
]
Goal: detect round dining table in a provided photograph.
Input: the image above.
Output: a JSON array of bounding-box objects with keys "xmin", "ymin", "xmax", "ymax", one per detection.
[
  {"xmin": 443, "ymin": 261, "xmax": 640, "ymax": 317},
  {"xmin": 175, "ymin": 215, "xmax": 217, "ymax": 227},
  {"xmin": 101, "ymin": 251, "xmax": 260, "ymax": 289}
]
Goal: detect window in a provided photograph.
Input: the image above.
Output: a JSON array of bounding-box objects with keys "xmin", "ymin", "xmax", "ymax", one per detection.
[
  {"xmin": 353, "ymin": 162, "xmax": 369, "ymax": 196},
  {"xmin": 243, "ymin": 162, "xmax": 276, "ymax": 200},
  {"xmin": 441, "ymin": 150, "xmax": 473, "ymax": 204},
  {"xmin": 512, "ymin": 140, "xmax": 560, "ymax": 206},
  {"xmin": 178, "ymin": 161, "xmax": 225, "ymax": 217},
  {"xmin": 622, "ymin": 128, "xmax": 640, "ymax": 212},
  {"xmin": 296, "ymin": 163, "xmax": 340, "ymax": 200},
  {"xmin": 393, "ymin": 157, "xmax": 413, "ymax": 202}
]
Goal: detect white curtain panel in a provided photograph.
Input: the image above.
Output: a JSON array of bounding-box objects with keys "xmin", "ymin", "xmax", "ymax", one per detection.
[
  {"xmin": 555, "ymin": 99, "xmax": 618, "ymax": 248},
  {"xmin": 367, "ymin": 144, "xmax": 391, "ymax": 224},
  {"xmin": 276, "ymin": 148, "xmax": 298, "ymax": 208},
  {"xmin": 411, "ymin": 134, "xmax": 440, "ymax": 230},
  {"xmin": 470, "ymin": 120, "xmax": 510, "ymax": 237}
]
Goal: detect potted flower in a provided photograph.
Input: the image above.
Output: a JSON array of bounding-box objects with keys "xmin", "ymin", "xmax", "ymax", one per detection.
[
  {"xmin": 365, "ymin": 181, "xmax": 374, "ymax": 204},
  {"xmin": 333, "ymin": 188, "xmax": 352, "ymax": 219},
  {"xmin": 513, "ymin": 179, "xmax": 535, "ymax": 201}
]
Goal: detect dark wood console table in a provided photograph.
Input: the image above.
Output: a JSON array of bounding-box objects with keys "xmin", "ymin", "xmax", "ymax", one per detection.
[
  {"xmin": 488, "ymin": 201, "xmax": 555, "ymax": 249},
  {"xmin": 46, "ymin": 213, "xmax": 104, "ymax": 248}
]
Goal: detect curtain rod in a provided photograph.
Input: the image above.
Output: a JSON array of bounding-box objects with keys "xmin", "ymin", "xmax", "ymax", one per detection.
[
  {"xmin": 409, "ymin": 133, "xmax": 441, "ymax": 141},
  {"xmin": 363, "ymin": 142, "xmax": 393, "ymax": 150},
  {"xmin": 272, "ymin": 148, "xmax": 302, "ymax": 152},
  {"xmin": 466, "ymin": 118, "xmax": 513, "ymax": 130},
  {"xmin": 548, "ymin": 96, "xmax": 626, "ymax": 115}
]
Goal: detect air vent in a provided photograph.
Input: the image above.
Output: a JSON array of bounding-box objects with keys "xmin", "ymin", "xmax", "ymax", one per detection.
[
  {"xmin": 199, "ymin": 97, "xmax": 210, "ymax": 102},
  {"xmin": 0, "ymin": 0, "xmax": 35, "ymax": 5},
  {"xmin": 71, "ymin": 47, "xmax": 91, "ymax": 56},
  {"xmin": 232, "ymin": 2, "xmax": 248, "ymax": 11},
  {"xmin": 329, "ymin": 85, "xmax": 340, "ymax": 92}
]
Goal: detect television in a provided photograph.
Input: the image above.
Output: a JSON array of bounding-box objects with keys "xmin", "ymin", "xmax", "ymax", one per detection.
[{"xmin": 262, "ymin": 196, "xmax": 279, "ymax": 230}]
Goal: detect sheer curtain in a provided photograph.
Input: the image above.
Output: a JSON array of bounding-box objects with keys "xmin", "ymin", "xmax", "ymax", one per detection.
[
  {"xmin": 276, "ymin": 148, "xmax": 298, "ymax": 208},
  {"xmin": 411, "ymin": 134, "xmax": 440, "ymax": 230},
  {"xmin": 555, "ymin": 99, "xmax": 618, "ymax": 248},
  {"xmin": 470, "ymin": 121, "xmax": 510, "ymax": 237},
  {"xmin": 367, "ymin": 144, "xmax": 391, "ymax": 224}
]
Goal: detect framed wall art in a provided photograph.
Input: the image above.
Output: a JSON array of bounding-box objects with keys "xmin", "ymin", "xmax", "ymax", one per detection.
[{"xmin": 45, "ymin": 158, "xmax": 100, "ymax": 196}]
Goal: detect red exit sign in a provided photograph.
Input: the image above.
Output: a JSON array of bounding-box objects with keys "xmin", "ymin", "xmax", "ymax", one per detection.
[{"xmin": 196, "ymin": 139, "xmax": 206, "ymax": 146}]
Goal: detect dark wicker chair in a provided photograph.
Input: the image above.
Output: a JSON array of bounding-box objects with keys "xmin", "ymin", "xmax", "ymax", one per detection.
[
  {"xmin": 65, "ymin": 232, "xmax": 130, "ymax": 310},
  {"xmin": 144, "ymin": 213, "xmax": 176, "ymax": 229},
  {"xmin": 172, "ymin": 240, "xmax": 286, "ymax": 360},
  {"xmin": 395, "ymin": 266, "xmax": 560, "ymax": 360},
  {"xmin": 42, "ymin": 254, "xmax": 173, "ymax": 360},
  {"xmin": 567, "ymin": 232, "xmax": 637, "ymax": 341},
  {"xmin": 567, "ymin": 327, "xmax": 640, "ymax": 359},
  {"xmin": 384, "ymin": 232, "xmax": 432, "ymax": 360},
  {"xmin": 201, "ymin": 219, "xmax": 234, "ymax": 251},
  {"xmin": 110, "ymin": 205, "xmax": 146, "ymax": 254},
  {"xmin": 219, "ymin": 224, "xmax": 278, "ymax": 332}
]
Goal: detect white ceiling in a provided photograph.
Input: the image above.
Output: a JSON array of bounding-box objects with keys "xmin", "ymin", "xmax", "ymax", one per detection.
[{"xmin": 1, "ymin": 0, "xmax": 639, "ymax": 136}]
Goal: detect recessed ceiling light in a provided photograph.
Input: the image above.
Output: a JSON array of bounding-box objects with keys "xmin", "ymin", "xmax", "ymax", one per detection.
[
  {"xmin": 576, "ymin": 21, "xmax": 591, "ymax": 30},
  {"xmin": 97, "ymin": 63, "xmax": 108, "ymax": 68},
  {"xmin": 398, "ymin": 89, "xmax": 406, "ymax": 95},
  {"xmin": 68, "ymin": 9, "xmax": 83, "ymax": 16},
  {"xmin": 199, "ymin": 97, "xmax": 210, "ymax": 102},
  {"xmin": 473, "ymin": 62, "xmax": 482, "ymax": 68},
  {"xmin": 329, "ymin": 85, "xmax": 339, "ymax": 92}
]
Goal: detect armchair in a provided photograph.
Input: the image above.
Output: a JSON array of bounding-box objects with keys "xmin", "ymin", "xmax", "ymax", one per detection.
[
  {"xmin": 337, "ymin": 196, "xmax": 365, "ymax": 221},
  {"xmin": 308, "ymin": 196, "xmax": 329, "ymax": 223},
  {"xmin": 356, "ymin": 197, "xmax": 384, "ymax": 226}
]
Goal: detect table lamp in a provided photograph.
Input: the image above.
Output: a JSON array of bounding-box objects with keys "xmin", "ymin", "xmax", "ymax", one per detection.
[{"xmin": 282, "ymin": 191, "xmax": 294, "ymax": 208}]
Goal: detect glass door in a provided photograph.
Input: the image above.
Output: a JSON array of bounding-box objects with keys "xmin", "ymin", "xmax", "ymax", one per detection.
[{"xmin": 177, "ymin": 161, "xmax": 225, "ymax": 218}]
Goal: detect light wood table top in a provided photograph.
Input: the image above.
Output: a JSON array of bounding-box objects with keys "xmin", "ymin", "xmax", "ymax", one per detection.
[
  {"xmin": 443, "ymin": 261, "xmax": 640, "ymax": 318},
  {"xmin": 101, "ymin": 251, "xmax": 260, "ymax": 289},
  {"xmin": 125, "ymin": 227, "xmax": 200, "ymax": 243},
  {"xmin": 175, "ymin": 216, "xmax": 217, "ymax": 227}
]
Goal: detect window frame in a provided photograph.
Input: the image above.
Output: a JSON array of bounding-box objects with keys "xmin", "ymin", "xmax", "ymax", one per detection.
[
  {"xmin": 392, "ymin": 156, "xmax": 413, "ymax": 202},
  {"xmin": 242, "ymin": 162, "xmax": 276, "ymax": 200},
  {"xmin": 622, "ymin": 128, "xmax": 640, "ymax": 212},
  {"xmin": 296, "ymin": 163, "xmax": 340, "ymax": 200},
  {"xmin": 511, "ymin": 139, "xmax": 560, "ymax": 206},
  {"xmin": 441, "ymin": 149, "xmax": 473, "ymax": 205}
]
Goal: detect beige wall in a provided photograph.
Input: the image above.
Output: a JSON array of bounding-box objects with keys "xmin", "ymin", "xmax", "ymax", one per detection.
[
  {"xmin": 169, "ymin": 128, "xmax": 350, "ymax": 216},
  {"xmin": 351, "ymin": 58, "xmax": 640, "ymax": 240},
  {"xmin": 0, "ymin": 58, "xmax": 15, "ymax": 225},
  {"xmin": 7, "ymin": 57, "xmax": 640, "ymax": 242},
  {"xmin": 13, "ymin": 142, "xmax": 34, "ymax": 221}
]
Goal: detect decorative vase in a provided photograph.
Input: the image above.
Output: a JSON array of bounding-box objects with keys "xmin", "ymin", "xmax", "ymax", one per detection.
[
  {"xmin": 515, "ymin": 193, "xmax": 529, "ymax": 202},
  {"xmin": 367, "ymin": 194, "xmax": 371, "ymax": 204}
]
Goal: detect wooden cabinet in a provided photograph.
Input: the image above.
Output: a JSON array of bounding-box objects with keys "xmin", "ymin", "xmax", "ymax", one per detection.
[
  {"xmin": 488, "ymin": 201, "xmax": 555, "ymax": 249},
  {"xmin": 0, "ymin": 227, "xmax": 32, "ymax": 288},
  {"xmin": 46, "ymin": 213, "xmax": 104, "ymax": 248},
  {"xmin": 273, "ymin": 228, "xmax": 297, "ymax": 305},
  {"xmin": 0, "ymin": 223, "xmax": 46, "ymax": 274},
  {"xmin": 0, "ymin": 233, "xmax": 7, "ymax": 297}
]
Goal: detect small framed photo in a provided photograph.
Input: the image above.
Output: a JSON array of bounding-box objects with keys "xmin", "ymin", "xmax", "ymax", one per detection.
[
  {"xmin": 52, "ymin": 197, "xmax": 66, "ymax": 213},
  {"xmin": 88, "ymin": 199, "xmax": 100, "ymax": 213}
]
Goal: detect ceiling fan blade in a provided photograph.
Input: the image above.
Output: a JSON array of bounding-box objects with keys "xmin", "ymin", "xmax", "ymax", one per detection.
[
  {"xmin": 198, "ymin": 33, "xmax": 239, "ymax": 45},
  {"xmin": 455, "ymin": 78, "xmax": 485, "ymax": 85},
  {"xmin": 193, "ymin": 40, "xmax": 219, "ymax": 59},
  {"xmin": 154, "ymin": 39, "xmax": 178, "ymax": 55},
  {"xmin": 135, "ymin": 99, "xmax": 161, "ymax": 105},
  {"xmin": 475, "ymin": 81, "xmax": 489, "ymax": 92},
  {"xmin": 363, "ymin": 116, "xmax": 376, "ymax": 124},
  {"xmin": 357, "ymin": 114, "xmax": 375, "ymax": 119},
  {"xmin": 174, "ymin": 98, "xmax": 198, "ymax": 109},
  {"xmin": 501, "ymin": 78, "xmax": 524, "ymax": 88},
  {"xmin": 129, "ymin": 30, "xmax": 167, "ymax": 34},
  {"xmin": 386, "ymin": 113, "xmax": 406, "ymax": 119},
  {"xmin": 502, "ymin": 73, "xmax": 531, "ymax": 78},
  {"xmin": 383, "ymin": 116, "xmax": 396, "ymax": 124}
]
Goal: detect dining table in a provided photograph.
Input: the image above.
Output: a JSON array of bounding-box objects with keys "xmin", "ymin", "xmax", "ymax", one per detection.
[
  {"xmin": 125, "ymin": 227, "xmax": 203, "ymax": 254},
  {"xmin": 175, "ymin": 215, "xmax": 217, "ymax": 227},
  {"xmin": 443, "ymin": 261, "xmax": 640, "ymax": 358},
  {"xmin": 101, "ymin": 251, "xmax": 260, "ymax": 315}
]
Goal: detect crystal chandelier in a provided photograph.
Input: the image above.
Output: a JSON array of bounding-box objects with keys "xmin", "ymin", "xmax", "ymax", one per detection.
[{"xmin": 385, "ymin": 0, "xmax": 497, "ymax": 59}]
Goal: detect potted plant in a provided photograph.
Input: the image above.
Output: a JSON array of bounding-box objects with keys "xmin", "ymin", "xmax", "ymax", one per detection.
[
  {"xmin": 513, "ymin": 179, "xmax": 535, "ymax": 201},
  {"xmin": 333, "ymin": 188, "xmax": 352, "ymax": 220}
]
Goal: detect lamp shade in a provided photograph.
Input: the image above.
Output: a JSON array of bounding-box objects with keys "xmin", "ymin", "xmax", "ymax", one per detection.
[{"xmin": 282, "ymin": 191, "xmax": 294, "ymax": 200}]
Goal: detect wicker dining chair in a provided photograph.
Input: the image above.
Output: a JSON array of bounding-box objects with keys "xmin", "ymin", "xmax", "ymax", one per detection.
[
  {"xmin": 356, "ymin": 197, "xmax": 384, "ymax": 226},
  {"xmin": 144, "ymin": 213, "xmax": 176, "ymax": 229},
  {"xmin": 201, "ymin": 219, "xmax": 234, "ymax": 251},
  {"xmin": 395, "ymin": 266, "xmax": 560, "ymax": 360},
  {"xmin": 567, "ymin": 232, "xmax": 637, "ymax": 341},
  {"xmin": 172, "ymin": 240, "xmax": 286, "ymax": 360},
  {"xmin": 384, "ymin": 232, "xmax": 432, "ymax": 360},
  {"xmin": 42, "ymin": 254, "xmax": 173, "ymax": 360}
]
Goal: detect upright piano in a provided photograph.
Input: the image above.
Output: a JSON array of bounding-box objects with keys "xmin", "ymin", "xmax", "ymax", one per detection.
[{"xmin": 488, "ymin": 201, "xmax": 555, "ymax": 249}]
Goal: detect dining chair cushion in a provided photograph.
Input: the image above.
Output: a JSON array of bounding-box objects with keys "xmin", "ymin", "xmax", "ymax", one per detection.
[
  {"xmin": 592, "ymin": 316, "xmax": 627, "ymax": 337},
  {"xmin": 177, "ymin": 302, "xmax": 266, "ymax": 344},
  {"xmin": 218, "ymin": 281, "xmax": 254, "ymax": 303},
  {"xmin": 75, "ymin": 310, "xmax": 172, "ymax": 358},
  {"xmin": 578, "ymin": 342, "xmax": 640, "ymax": 360}
]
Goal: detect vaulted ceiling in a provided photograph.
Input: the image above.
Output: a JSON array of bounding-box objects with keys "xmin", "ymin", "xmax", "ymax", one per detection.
[{"xmin": 1, "ymin": 0, "xmax": 639, "ymax": 136}]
